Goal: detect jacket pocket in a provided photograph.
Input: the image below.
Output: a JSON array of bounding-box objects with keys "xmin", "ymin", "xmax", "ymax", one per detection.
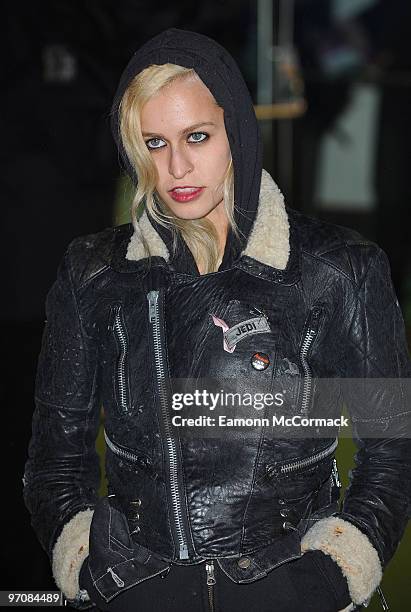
[
  {"xmin": 87, "ymin": 496, "xmax": 169, "ymax": 603},
  {"xmin": 286, "ymin": 550, "xmax": 352, "ymax": 612},
  {"xmin": 308, "ymin": 550, "xmax": 352, "ymax": 611},
  {"xmin": 265, "ymin": 439, "xmax": 338, "ymax": 524}
]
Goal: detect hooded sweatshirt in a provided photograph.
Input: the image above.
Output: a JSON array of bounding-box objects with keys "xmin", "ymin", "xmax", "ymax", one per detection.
[{"xmin": 110, "ymin": 27, "xmax": 263, "ymax": 274}]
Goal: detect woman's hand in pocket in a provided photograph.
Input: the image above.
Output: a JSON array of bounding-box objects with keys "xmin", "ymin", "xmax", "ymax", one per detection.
[{"xmin": 289, "ymin": 550, "xmax": 353, "ymax": 612}]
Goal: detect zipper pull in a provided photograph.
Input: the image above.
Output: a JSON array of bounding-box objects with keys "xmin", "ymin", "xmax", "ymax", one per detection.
[
  {"xmin": 308, "ymin": 306, "xmax": 322, "ymax": 335},
  {"xmin": 311, "ymin": 306, "xmax": 322, "ymax": 321},
  {"xmin": 108, "ymin": 304, "xmax": 120, "ymax": 331},
  {"xmin": 265, "ymin": 464, "xmax": 279, "ymax": 479},
  {"xmin": 206, "ymin": 560, "xmax": 216, "ymax": 586},
  {"xmin": 107, "ymin": 567, "xmax": 125, "ymax": 587},
  {"xmin": 377, "ymin": 586, "xmax": 389, "ymax": 611},
  {"xmin": 332, "ymin": 458, "xmax": 342, "ymax": 488},
  {"xmin": 160, "ymin": 566, "xmax": 171, "ymax": 579},
  {"xmin": 147, "ymin": 291, "xmax": 159, "ymax": 323},
  {"xmin": 179, "ymin": 543, "xmax": 189, "ymax": 560}
]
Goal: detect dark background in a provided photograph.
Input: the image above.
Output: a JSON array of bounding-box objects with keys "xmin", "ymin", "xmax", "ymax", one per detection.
[{"xmin": 2, "ymin": 1, "xmax": 410, "ymax": 610}]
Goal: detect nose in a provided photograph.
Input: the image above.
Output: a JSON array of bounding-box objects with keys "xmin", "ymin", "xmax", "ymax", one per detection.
[{"xmin": 168, "ymin": 145, "xmax": 193, "ymax": 179}]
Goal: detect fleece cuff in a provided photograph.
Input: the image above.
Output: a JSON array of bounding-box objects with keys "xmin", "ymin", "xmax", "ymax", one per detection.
[
  {"xmin": 51, "ymin": 509, "xmax": 94, "ymax": 601},
  {"xmin": 301, "ymin": 516, "xmax": 382, "ymax": 606}
]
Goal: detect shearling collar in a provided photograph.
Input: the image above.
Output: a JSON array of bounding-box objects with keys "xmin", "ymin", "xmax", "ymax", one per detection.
[{"xmin": 125, "ymin": 169, "xmax": 290, "ymax": 271}]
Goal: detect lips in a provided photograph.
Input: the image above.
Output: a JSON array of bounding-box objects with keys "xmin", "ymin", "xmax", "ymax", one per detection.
[{"xmin": 168, "ymin": 187, "xmax": 205, "ymax": 202}]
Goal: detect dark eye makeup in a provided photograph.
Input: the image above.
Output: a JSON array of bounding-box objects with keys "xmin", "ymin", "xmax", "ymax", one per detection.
[{"xmin": 145, "ymin": 131, "xmax": 209, "ymax": 150}]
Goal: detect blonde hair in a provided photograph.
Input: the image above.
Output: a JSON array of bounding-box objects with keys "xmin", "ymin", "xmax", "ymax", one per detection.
[{"xmin": 118, "ymin": 63, "xmax": 238, "ymax": 274}]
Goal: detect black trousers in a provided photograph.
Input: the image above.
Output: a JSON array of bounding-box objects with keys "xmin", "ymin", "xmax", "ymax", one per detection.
[{"xmin": 80, "ymin": 550, "xmax": 355, "ymax": 612}]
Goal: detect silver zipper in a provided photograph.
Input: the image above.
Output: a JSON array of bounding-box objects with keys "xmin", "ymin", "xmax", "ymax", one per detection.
[
  {"xmin": 108, "ymin": 304, "xmax": 130, "ymax": 414},
  {"xmin": 205, "ymin": 560, "xmax": 216, "ymax": 612},
  {"xmin": 377, "ymin": 585, "xmax": 389, "ymax": 611},
  {"xmin": 104, "ymin": 429, "xmax": 151, "ymax": 468},
  {"xmin": 331, "ymin": 457, "xmax": 342, "ymax": 488},
  {"xmin": 266, "ymin": 437, "xmax": 338, "ymax": 478},
  {"xmin": 299, "ymin": 307, "xmax": 322, "ymax": 415},
  {"xmin": 147, "ymin": 290, "xmax": 189, "ymax": 561}
]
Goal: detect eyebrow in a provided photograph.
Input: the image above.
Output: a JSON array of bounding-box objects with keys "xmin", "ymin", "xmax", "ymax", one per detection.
[{"xmin": 142, "ymin": 122, "xmax": 217, "ymax": 138}]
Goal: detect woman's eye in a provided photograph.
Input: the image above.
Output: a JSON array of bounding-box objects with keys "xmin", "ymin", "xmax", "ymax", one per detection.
[
  {"xmin": 145, "ymin": 137, "xmax": 166, "ymax": 150},
  {"xmin": 188, "ymin": 132, "xmax": 208, "ymax": 143},
  {"xmin": 145, "ymin": 132, "xmax": 208, "ymax": 149}
]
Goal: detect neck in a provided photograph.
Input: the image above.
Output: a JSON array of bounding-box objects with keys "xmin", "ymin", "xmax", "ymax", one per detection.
[{"xmin": 206, "ymin": 201, "xmax": 229, "ymax": 256}]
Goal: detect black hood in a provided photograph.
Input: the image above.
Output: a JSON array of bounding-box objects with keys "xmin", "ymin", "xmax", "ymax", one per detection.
[{"xmin": 110, "ymin": 28, "xmax": 263, "ymax": 273}]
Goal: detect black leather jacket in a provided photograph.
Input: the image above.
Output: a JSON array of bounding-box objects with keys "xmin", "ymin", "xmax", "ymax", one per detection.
[
  {"xmin": 23, "ymin": 168, "xmax": 411, "ymax": 609},
  {"xmin": 23, "ymin": 28, "xmax": 411, "ymax": 611}
]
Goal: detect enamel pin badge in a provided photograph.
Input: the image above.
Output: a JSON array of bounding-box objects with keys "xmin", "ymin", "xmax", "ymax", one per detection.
[{"xmin": 210, "ymin": 312, "xmax": 271, "ymax": 353}]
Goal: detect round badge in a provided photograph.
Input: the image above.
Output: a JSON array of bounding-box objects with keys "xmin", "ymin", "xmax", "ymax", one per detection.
[{"xmin": 251, "ymin": 352, "xmax": 270, "ymax": 370}]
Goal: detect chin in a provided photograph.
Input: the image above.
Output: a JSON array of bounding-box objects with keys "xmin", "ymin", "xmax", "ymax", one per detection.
[
  {"xmin": 164, "ymin": 200, "xmax": 215, "ymax": 221},
  {"xmin": 172, "ymin": 210, "xmax": 213, "ymax": 221}
]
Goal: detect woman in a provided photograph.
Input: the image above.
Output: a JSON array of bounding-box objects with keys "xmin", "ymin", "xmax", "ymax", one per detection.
[{"xmin": 23, "ymin": 28, "xmax": 411, "ymax": 612}]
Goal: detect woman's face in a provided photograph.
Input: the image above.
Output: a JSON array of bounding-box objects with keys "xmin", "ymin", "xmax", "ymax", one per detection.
[{"xmin": 140, "ymin": 75, "xmax": 231, "ymax": 224}]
